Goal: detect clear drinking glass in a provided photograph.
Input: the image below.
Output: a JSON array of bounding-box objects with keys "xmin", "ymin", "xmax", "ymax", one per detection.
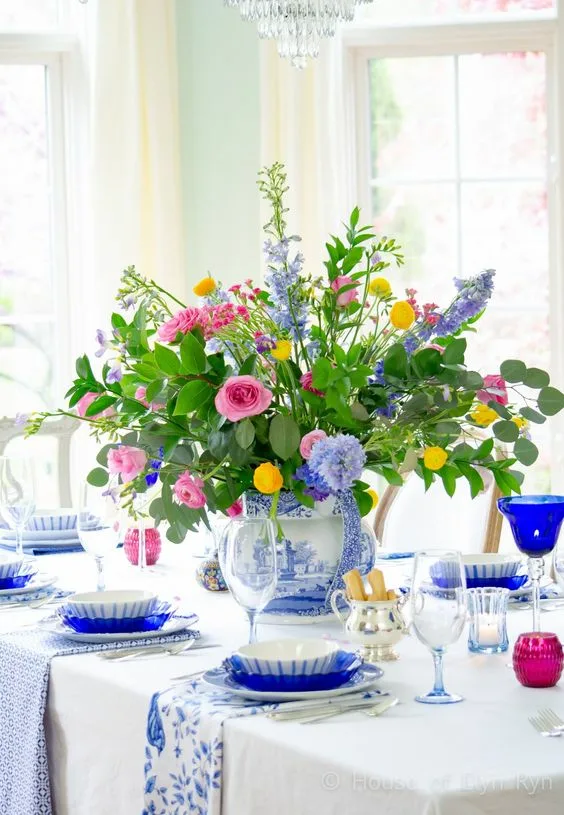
[
  {"xmin": 467, "ymin": 587, "xmax": 509, "ymax": 654},
  {"xmin": 219, "ymin": 518, "xmax": 278, "ymax": 644},
  {"xmin": 0, "ymin": 455, "xmax": 36, "ymax": 557},
  {"xmin": 78, "ymin": 483, "xmax": 121, "ymax": 592},
  {"xmin": 410, "ymin": 550, "xmax": 467, "ymax": 704}
]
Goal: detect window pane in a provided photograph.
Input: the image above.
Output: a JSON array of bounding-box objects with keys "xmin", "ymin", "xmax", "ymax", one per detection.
[
  {"xmin": 369, "ymin": 57, "xmax": 455, "ymax": 180},
  {"xmin": 356, "ymin": 0, "xmax": 553, "ymax": 20},
  {"xmin": 0, "ymin": 65, "xmax": 53, "ymax": 317},
  {"xmin": 371, "ymin": 183, "xmax": 457, "ymax": 290},
  {"xmin": 459, "ymin": 52, "xmax": 546, "ymax": 178},
  {"xmin": 459, "ymin": 0, "xmax": 553, "ymax": 12},
  {"xmin": 0, "ymin": 322, "xmax": 55, "ymax": 412},
  {"xmin": 0, "ymin": 0, "xmax": 59, "ymax": 28}
]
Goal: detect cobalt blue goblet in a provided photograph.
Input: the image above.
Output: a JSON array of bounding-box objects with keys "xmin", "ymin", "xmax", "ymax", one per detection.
[{"xmin": 498, "ymin": 495, "xmax": 564, "ymax": 632}]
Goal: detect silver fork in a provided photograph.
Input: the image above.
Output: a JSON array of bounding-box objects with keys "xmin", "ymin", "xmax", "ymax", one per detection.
[
  {"xmin": 99, "ymin": 640, "xmax": 196, "ymax": 661},
  {"xmin": 295, "ymin": 697, "xmax": 399, "ymax": 725},
  {"xmin": 529, "ymin": 711, "xmax": 563, "ymax": 737},
  {"xmin": 538, "ymin": 708, "xmax": 564, "ymax": 732}
]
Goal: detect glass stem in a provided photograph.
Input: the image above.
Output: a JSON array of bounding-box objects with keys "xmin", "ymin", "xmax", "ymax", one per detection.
[
  {"xmin": 15, "ymin": 526, "xmax": 23, "ymax": 558},
  {"xmin": 138, "ymin": 527, "xmax": 146, "ymax": 571},
  {"xmin": 432, "ymin": 651, "xmax": 446, "ymax": 695},
  {"xmin": 95, "ymin": 557, "xmax": 105, "ymax": 592},
  {"xmin": 248, "ymin": 610, "xmax": 258, "ymax": 644},
  {"xmin": 528, "ymin": 556, "xmax": 544, "ymax": 633}
]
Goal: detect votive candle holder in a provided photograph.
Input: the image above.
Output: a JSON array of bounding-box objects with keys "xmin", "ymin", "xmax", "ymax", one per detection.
[
  {"xmin": 513, "ymin": 632, "xmax": 564, "ymax": 688},
  {"xmin": 467, "ymin": 587, "xmax": 509, "ymax": 654}
]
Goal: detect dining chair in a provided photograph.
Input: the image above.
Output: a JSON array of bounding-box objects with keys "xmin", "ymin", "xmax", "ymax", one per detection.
[
  {"xmin": 373, "ymin": 467, "xmax": 504, "ymax": 555},
  {"xmin": 0, "ymin": 415, "xmax": 80, "ymax": 507}
]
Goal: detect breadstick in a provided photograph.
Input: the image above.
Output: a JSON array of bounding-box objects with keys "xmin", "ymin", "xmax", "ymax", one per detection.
[
  {"xmin": 367, "ymin": 568, "xmax": 387, "ymax": 601},
  {"xmin": 344, "ymin": 568, "xmax": 366, "ymax": 601},
  {"xmin": 386, "ymin": 589, "xmax": 397, "ymax": 601}
]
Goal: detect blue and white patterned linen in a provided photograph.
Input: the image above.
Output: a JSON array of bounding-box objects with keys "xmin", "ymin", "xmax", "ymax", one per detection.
[
  {"xmin": 0, "ymin": 627, "xmax": 200, "ymax": 815},
  {"xmin": 0, "ymin": 587, "xmax": 73, "ymax": 606},
  {"xmin": 143, "ymin": 679, "xmax": 382, "ymax": 815}
]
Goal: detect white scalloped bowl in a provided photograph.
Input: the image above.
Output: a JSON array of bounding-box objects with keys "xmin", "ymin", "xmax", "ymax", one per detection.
[
  {"xmin": 0, "ymin": 553, "xmax": 25, "ymax": 579},
  {"xmin": 234, "ymin": 638, "xmax": 341, "ymax": 677},
  {"xmin": 63, "ymin": 590, "xmax": 158, "ymax": 620}
]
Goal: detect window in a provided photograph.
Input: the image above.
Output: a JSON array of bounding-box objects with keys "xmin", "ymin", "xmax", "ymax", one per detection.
[
  {"xmin": 0, "ymin": 0, "xmax": 77, "ymax": 415},
  {"xmin": 346, "ymin": 1, "xmax": 562, "ymax": 492}
]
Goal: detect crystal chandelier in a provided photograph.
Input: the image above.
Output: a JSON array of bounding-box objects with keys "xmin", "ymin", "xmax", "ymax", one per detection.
[{"xmin": 225, "ymin": 1, "xmax": 374, "ymax": 69}]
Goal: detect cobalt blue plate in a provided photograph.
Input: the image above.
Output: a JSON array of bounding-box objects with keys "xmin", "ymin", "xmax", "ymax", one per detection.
[
  {"xmin": 223, "ymin": 653, "xmax": 363, "ymax": 692},
  {"xmin": 0, "ymin": 571, "xmax": 36, "ymax": 590},
  {"xmin": 58, "ymin": 602, "xmax": 174, "ymax": 634},
  {"xmin": 465, "ymin": 574, "xmax": 528, "ymax": 590}
]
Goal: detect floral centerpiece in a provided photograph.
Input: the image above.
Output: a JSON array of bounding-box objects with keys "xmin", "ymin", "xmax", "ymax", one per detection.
[{"xmin": 27, "ymin": 163, "xmax": 564, "ymax": 549}]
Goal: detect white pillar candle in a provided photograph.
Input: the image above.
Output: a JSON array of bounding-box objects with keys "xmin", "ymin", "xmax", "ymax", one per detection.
[{"xmin": 478, "ymin": 616, "xmax": 500, "ymax": 646}]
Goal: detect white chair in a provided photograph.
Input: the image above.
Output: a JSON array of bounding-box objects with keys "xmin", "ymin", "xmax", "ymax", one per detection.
[
  {"xmin": 373, "ymin": 469, "xmax": 503, "ymax": 555},
  {"xmin": 0, "ymin": 415, "xmax": 81, "ymax": 508}
]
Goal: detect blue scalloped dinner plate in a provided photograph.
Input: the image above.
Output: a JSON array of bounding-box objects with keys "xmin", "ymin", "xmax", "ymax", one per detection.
[
  {"xmin": 58, "ymin": 602, "xmax": 174, "ymax": 634},
  {"xmin": 224, "ymin": 652, "xmax": 363, "ymax": 692}
]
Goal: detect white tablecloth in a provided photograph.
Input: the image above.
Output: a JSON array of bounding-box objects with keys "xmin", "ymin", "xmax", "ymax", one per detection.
[{"xmin": 3, "ymin": 548, "xmax": 564, "ymax": 815}]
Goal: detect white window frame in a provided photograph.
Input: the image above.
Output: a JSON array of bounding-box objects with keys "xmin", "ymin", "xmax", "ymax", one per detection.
[
  {"xmin": 342, "ymin": 9, "xmax": 564, "ymax": 490},
  {"xmin": 0, "ymin": 26, "xmax": 83, "ymax": 407}
]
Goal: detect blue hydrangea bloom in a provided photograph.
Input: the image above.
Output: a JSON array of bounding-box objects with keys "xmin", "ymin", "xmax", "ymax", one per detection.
[{"xmin": 308, "ymin": 434, "xmax": 366, "ymax": 493}]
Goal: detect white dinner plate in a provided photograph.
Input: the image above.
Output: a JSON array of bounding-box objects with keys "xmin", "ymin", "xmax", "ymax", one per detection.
[
  {"xmin": 201, "ymin": 664, "xmax": 384, "ymax": 702},
  {"xmin": 0, "ymin": 528, "xmax": 79, "ymax": 542},
  {"xmin": 0, "ymin": 573, "xmax": 57, "ymax": 596},
  {"xmin": 41, "ymin": 613, "xmax": 199, "ymax": 643}
]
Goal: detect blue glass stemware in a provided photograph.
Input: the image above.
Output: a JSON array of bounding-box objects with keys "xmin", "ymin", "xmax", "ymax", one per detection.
[{"xmin": 498, "ymin": 495, "xmax": 564, "ymax": 632}]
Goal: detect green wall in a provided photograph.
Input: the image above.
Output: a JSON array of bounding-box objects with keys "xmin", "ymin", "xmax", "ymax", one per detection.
[{"xmin": 176, "ymin": 0, "xmax": 262, "ymax": 292}]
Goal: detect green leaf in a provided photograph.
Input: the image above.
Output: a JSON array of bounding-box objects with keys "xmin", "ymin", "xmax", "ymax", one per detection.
[
  {"xmin": 131, "ymin": 362, "xmax": 159, "ymax": 381},
  {"xmin": 487, "ymin": 400, "xmax": 512, "ymax": 420},
  {"xmin": 492, "ymin": 420, "xmax": 519, "ymax": 443},
  {"xmin": 379, "ymin": 466, "xmax": 404, "ymax": 487},
  {"xmin": 514, "ymin": 438, "xmax": 539, "ymax": 466},
  {"xmin": 86, "ymin": 467, "xmax": 109, "ymax": 487},
  {"xmin": 383, "ymin": 343, "xmax": 409, "ymax": 380},
  {"xmin": 148, "ymin": 497, "xmax": 165, "ymax": 524},
  {"xmin": 96, "ymin": 444, "xmax": 115, "ymax": 466},
  {"xmin": 341, "ymin": 247, "xmax": 364, "ymax": 274},
  {"xmin": 411, "ymin": 348, "xmax": 442, "ymax": 378},
  {"xmin": 350, "ymin": 206, "xmax": 360, "ymax": 229},
  {"xmin": 523, "ymin": 367, "xmax": 550, "ymax": 389},
  {"xmin": 353, "ymin": 487, "xmax": 373, "ymax": 517},
  {"xmin": 154, "ymin": 343, "xmax": 180, "ymax": 376},
  {"xmin": 500, "ymin": 359, "xmax": 527, "ymax": 383},
  {"xmin": 433, "ymin": 421, "xmax": 461, "ymax": 441},
  {"xmin": 180, "ymin": 332, "xmax": 206, "ymax": 375},
  {"xmin": 493, "ymin": 468, "xmax": 522, "ymax": 496},
  {"xmin": 235, "ymin": 419, "xmax": 255, "ymax": 449},
  {"xmin": 293, "ymin": 481, "xmax": 315, "ymax": 509},
  {"xmin": 538, "ymin": 386, "xmax": 564, "ymax": 416},
  {"xmin": 269, "ymin": 414, "xmax": 301, "ymax": 460},
  {"xmin": 173, "ymin": 380, "xmax": 213, "ymax": 415},
  {"xmin": 442, "ymin": 338, "xmax": 467, "ymax": 365},
  {"xmin": 519, "ymin": 406, "xmax": 546, "ymax": 424},
  {"xmin": 455, "ymin": 461, "xmax": 485, "ymax": 498},
  {"xmin": 472, "ymin": 438, "xmax": 494, "ymax": 460},
  {"xmin": 421, "ymin": 466, "xmax": 434, "ymax": 491},
  {"xmin": 208, "ymin": 429, "xmax": 231, "ymax": 461},
  {"xmin": 439, "ymin": 465, "xmax": 458, "ymax": 497},
  {"xmin": 460, "ymin": 370, "xmax": 484, "ymax": 391},
  {"xmin": 312, "ymin": 358, "xmax": 332, "ymax": 390},
  {"xmin": 76, "ymin": 354, "xmax": 95, "ymax": 383},
  {"xmin": 228, "ymin": 435, "xmax": 250, "ymax": 465},
  {"xmin": 238, "ymin": 354, "xmax": 257, "ymax": 376},
  {"xmin": 84, "ymin": 395, "xmax": 117, "ymax": 417}
]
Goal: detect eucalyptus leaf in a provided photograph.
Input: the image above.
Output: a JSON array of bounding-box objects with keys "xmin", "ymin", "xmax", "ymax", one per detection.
[
  {"xmin": 519, "ymin": 407, "xmax": 546, "ymax": 425},
  {"xmin": 513, "ymin": 438, "xmax": 539, "ymax": 466},
  {"xmin": 269, "ymin": 414, "xmax": 300, "ymax": 460},
  {"xmin": 492, "ymin": 420, "xmax": 519, "ymax": 443},
  {"xmin": 86, "ymin": 467, "xmax": 109, "ymax": 487},
  {"xmin": 500, "ymin": 359, "xmax": 527, "ymax": 383},
  {"xmin": 538, "ymin": 386, "xmax": 564, "ymax": 416},
  {"xmin": 523, "ymin": 367, "xmax": 550, "ymax": 389},
  {"xmin": 235, "ymin": 419, "xmax": 256, "ymax": 449}
]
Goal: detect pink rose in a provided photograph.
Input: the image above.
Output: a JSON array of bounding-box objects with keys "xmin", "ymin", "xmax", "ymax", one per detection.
[
  {"xmin": 173, "ymin": 471, "xmax": 207, "ymax": 509},
  {"xmin": 157, "ymin": 307, "xmax": 201, "ymax": 343},
  {"xmin": 135, "ymin": 386, "xmax": 165, "ymax": 411},
  {"xmin": 300, "ymin": 371, "xmax": 325, "ymax": 397},
  {"xmin": 331, "ymin": 275, "xmax": 359, "ymax": 308},
  {"xmin": 477, "ymin": 374, "xmax": 508, "ymax": 406},
  {"xmin": 215, "ymin": 375, "xmax": 273, "ymax": 422},
  {"xmin": 107, "ymin": 446, "xmax": 147, "ymax": 482},
  {"xmin": 76, "ymin": 391, "xmax": 114, "ymax": 419},
  {"xmin": 300, "ymin": 429, "xmax": 327, "ymax": 460},
  {"xmin": 226, "ymin": 499, "xmax": 243, "ymax": 517}
]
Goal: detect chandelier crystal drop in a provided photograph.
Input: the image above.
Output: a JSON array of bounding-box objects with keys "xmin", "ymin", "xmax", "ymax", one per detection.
[{"xmin": 225, "ymin": 0, "xmax": 374, "ymax": 69}]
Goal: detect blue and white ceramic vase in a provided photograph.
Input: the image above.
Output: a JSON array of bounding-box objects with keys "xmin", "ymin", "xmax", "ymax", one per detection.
[{"xmin": 243, "ymin": 490, "xmax": 376, "ymax": 623}]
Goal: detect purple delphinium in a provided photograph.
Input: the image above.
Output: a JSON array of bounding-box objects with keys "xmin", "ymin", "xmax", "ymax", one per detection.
[
  {"xmin": 263, "ymin": 237, "xmax": 309, "ymax": 341},
  {"xmin": 294, "ymin": 464, "xmax": 331, "ymax": 502},
  {"xmin": 255, "ymin": 334, "xmax": 276, "ymax": 355},
  {"xmin": 421, "ymin": 269, "xmax": 495, "ymax": 340},
  {"xmin": 375, "ymin": 392, "xmax": 400, "ymax": 419},
  {"xmin": 308, "ymin": 434, "xmax": 366, "ymax": 493},
  {"xmin": 372, "ymin": 360, "xmax": 385, "ymax": 385},
  {"xmin": 145, "ymin": 447, "xmax": 164, "ymax": 488}
]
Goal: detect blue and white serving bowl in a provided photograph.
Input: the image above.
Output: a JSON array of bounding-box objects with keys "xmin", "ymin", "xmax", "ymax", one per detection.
[
  {"xmin": 224, "ymin": 651, "xmax": 362, "ymax": 692},
  {"xmin": 0, "ymin": 562, "xmax": 37, "ymax": 590},
  {"xmin": 233, "ymin": 639, "xmax": 342, "ymax": 678},
  {"xmin": 58, "ymin": 601, "xmax": 175, "ymax": 634},
  {"xmin": 0, "ymin": 554, "xmax": 25, "ymax": 580},
  {"xmin": 430, "ymin": 554, "xmax": 525, "ymax": 589},
  {"xmin": 28, "ymin": 510, "xmax": 78, "ymax": 531},
  {"xmin": 63, "ymin": 590, "xmax": 158, "ymax": 620}
]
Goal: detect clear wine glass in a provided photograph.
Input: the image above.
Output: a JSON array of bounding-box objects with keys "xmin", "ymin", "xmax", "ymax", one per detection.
[
  {"xmin": 219, "ymin": 518, "xmax": 278, "ymax": 643},
  {"xmin": 410, "ymin": 550, "xmax": 467, "ymax": 704},
  {"xmin": 0, "ymin": 455, "xmax": 36, "ymax": 557},
  {"xmin": 78, "ymin": 483, "xmax": 121, "ymax": 591}
]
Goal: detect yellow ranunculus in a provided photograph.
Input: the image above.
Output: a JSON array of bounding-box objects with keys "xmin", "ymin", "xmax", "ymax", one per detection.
[
  {"xmin": 193, "ymin": 276, "xmax": 216, "ymax": 297},
  {"xmin": 368, "ymin": 277, "xmax": 392, "ymax": 298},
  {"xmin": 253, "ymin": 463, "xmax": 284, "ymax": 494},
  {"xmin": 389, "ymin": 301, "xmax": 415, "ymax": 330},
  {"xmin": 423, "ymin": 446, "xmax": 448, "ymax": 471},
  {"xmin": 470, "ymin": 404, "xmax": 498, "ymax": 427},
  {"xmin": 512, "ymin": 416, "xmax": 528, "ymax": 431},
  {"xmin": 367, "ymin": 488, "xmax": 379, "ymax": 510},
  {"xmin": 271, "ymin": 340, "xmax": 292, "ymax": 361}
]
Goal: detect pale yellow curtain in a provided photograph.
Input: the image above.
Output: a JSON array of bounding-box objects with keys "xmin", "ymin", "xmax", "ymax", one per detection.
[
  {"xmin": 81, "ymin": 0, "xmax": 186, "ymax": 326},
  {"xmin": 260, "ymin": 36, "xmax": 356, "ymax": 276}
]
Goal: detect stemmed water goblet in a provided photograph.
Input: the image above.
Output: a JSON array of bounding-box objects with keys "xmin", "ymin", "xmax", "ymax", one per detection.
[
  {"xmin": 498, "ymin": 496, "xmax": 564, "ymax": 632},
  {"xmin": 0, "ymin": 455, "xmax": 36, "ymax": 558},
  {"xmin": 410, "ymin": 550, "xmax": 467, "ymax": 704},
  {"xmin": 78, "ymin": 483, "xmax": 121, "ymax": 591},
  {"xmin": 219, "ymin": 518, "xmax": 278, "ymax": 644}
]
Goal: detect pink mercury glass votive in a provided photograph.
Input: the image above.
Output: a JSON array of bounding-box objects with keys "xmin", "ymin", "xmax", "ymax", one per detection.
[
  {"xmin": 124, "ymin": 527, "xmax": 162, "ymax": 566},
  {"xmin": 513, "ymin": 632, "xmax": 564, "ymax": 688}
]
